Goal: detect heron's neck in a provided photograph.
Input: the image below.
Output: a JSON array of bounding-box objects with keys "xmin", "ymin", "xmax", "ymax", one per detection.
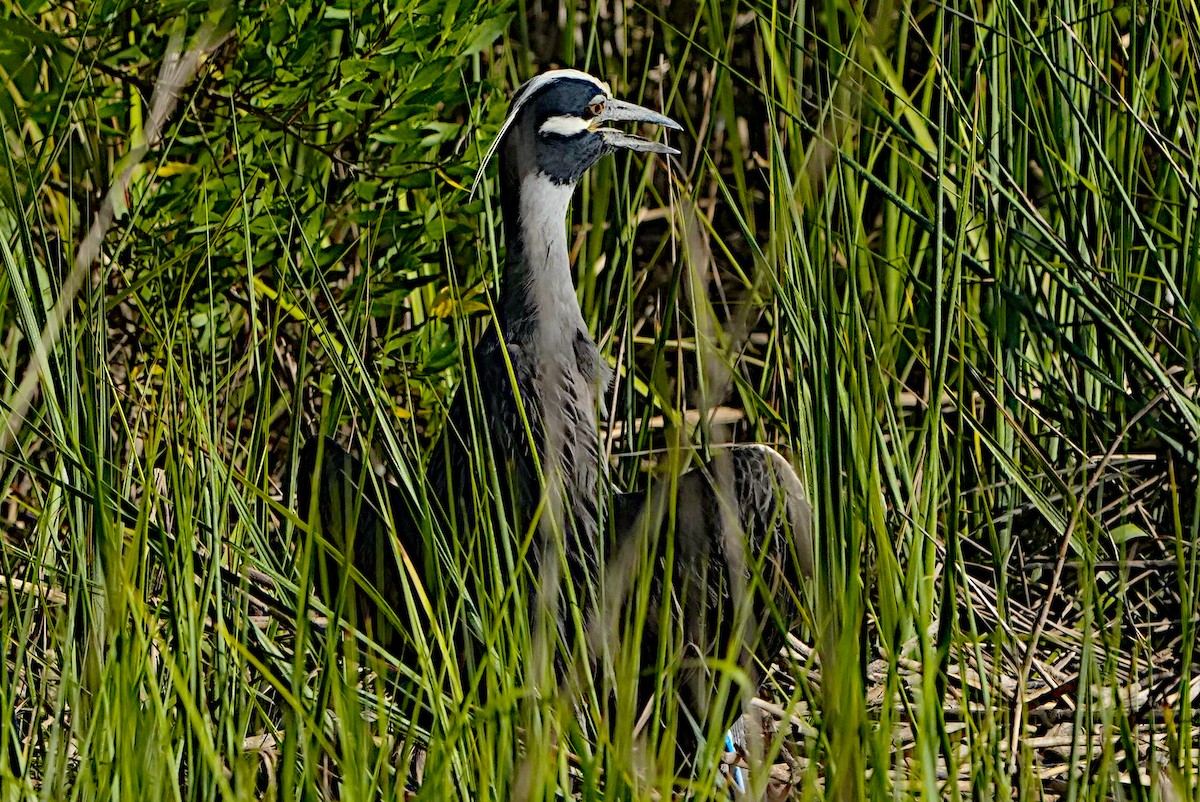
[{"xmin": 500, "ymin": 172, "xmax": 586, "ymax": 341}]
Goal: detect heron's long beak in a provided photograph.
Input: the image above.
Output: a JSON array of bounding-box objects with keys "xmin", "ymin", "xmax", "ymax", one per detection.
[{"xmin": 594, "ymin": 98, "xmax": 682, "ymax": 155}]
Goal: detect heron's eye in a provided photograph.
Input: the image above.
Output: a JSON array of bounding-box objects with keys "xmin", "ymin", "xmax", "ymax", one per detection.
[{"xmin": 588, "ymin": 101, "xmax": 605, "ymax": 117}]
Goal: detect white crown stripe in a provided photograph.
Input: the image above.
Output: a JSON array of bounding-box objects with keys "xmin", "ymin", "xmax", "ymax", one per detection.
[
  {"xmin": 538, "ymin": 115, "xmax": 593, "ymax": 136},
  {"xmin": 469, "ymin": 69, "xmax": 611, "ymax": 198}
]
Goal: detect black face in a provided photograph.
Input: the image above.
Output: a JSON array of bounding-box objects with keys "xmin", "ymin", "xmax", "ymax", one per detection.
[{"xmin": 505, "ymin": 78, "xmax": 612, "ymax": 185}]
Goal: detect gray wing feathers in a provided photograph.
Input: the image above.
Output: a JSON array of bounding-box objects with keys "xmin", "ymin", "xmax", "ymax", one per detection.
[{"xmin": 606, "ymin": 444, "xmax": 813, "ymax": 745}]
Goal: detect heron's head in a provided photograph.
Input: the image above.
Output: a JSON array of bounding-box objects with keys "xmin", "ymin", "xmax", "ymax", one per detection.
[{"xmin": 472, "ymin": 69, "xmax": 681, "ymax": 194}]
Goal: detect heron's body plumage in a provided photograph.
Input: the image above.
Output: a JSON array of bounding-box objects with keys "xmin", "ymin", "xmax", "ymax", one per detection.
[{"xmin": 298, "ymin": 68, "xmax": 812, "ymax": 772}]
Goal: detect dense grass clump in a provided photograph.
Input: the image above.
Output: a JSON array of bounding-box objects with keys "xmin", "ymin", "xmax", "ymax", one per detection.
[{"xmin": 2, "ymin": 0, "xmax": 1197, "ymax": 799}]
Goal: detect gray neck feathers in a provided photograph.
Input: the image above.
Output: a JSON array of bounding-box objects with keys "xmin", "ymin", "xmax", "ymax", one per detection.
[
  {"xmin": 501, "ymin": 172, "xmax": 585, "ymax": 341},
  {"xmin": 495, "ymin": 130, "xmax": 607, "ymax": 597}
]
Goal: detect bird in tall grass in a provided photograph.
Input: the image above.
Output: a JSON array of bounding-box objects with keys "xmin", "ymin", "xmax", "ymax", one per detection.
[{"xmin": 298, "ymin": 68, "xmax": 812, "ymax": 771}]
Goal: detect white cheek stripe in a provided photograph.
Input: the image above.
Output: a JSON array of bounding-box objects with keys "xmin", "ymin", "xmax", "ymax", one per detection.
[
  {"xmin": 470, "ymin": 69, "xmax": 611, "ymax": 197},
  {"xmin": 539, "ymin": 115, "xmax": 592, "ymax": 136}
]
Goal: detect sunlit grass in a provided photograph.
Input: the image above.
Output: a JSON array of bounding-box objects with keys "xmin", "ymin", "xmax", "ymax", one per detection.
[{"xmin": 2, "ymin": 0, "xmax": 1198, "ymax": 799}]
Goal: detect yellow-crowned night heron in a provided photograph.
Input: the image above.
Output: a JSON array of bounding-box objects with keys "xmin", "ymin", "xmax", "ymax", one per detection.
[{"xmin": 298, "ymin": 68, "xmax": 812, "ymax": 768}]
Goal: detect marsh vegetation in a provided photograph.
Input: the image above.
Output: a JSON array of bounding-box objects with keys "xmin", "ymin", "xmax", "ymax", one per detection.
[{"xmin": 1, "ymin": 0, "xmax": 1197, "ymax": 799}]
